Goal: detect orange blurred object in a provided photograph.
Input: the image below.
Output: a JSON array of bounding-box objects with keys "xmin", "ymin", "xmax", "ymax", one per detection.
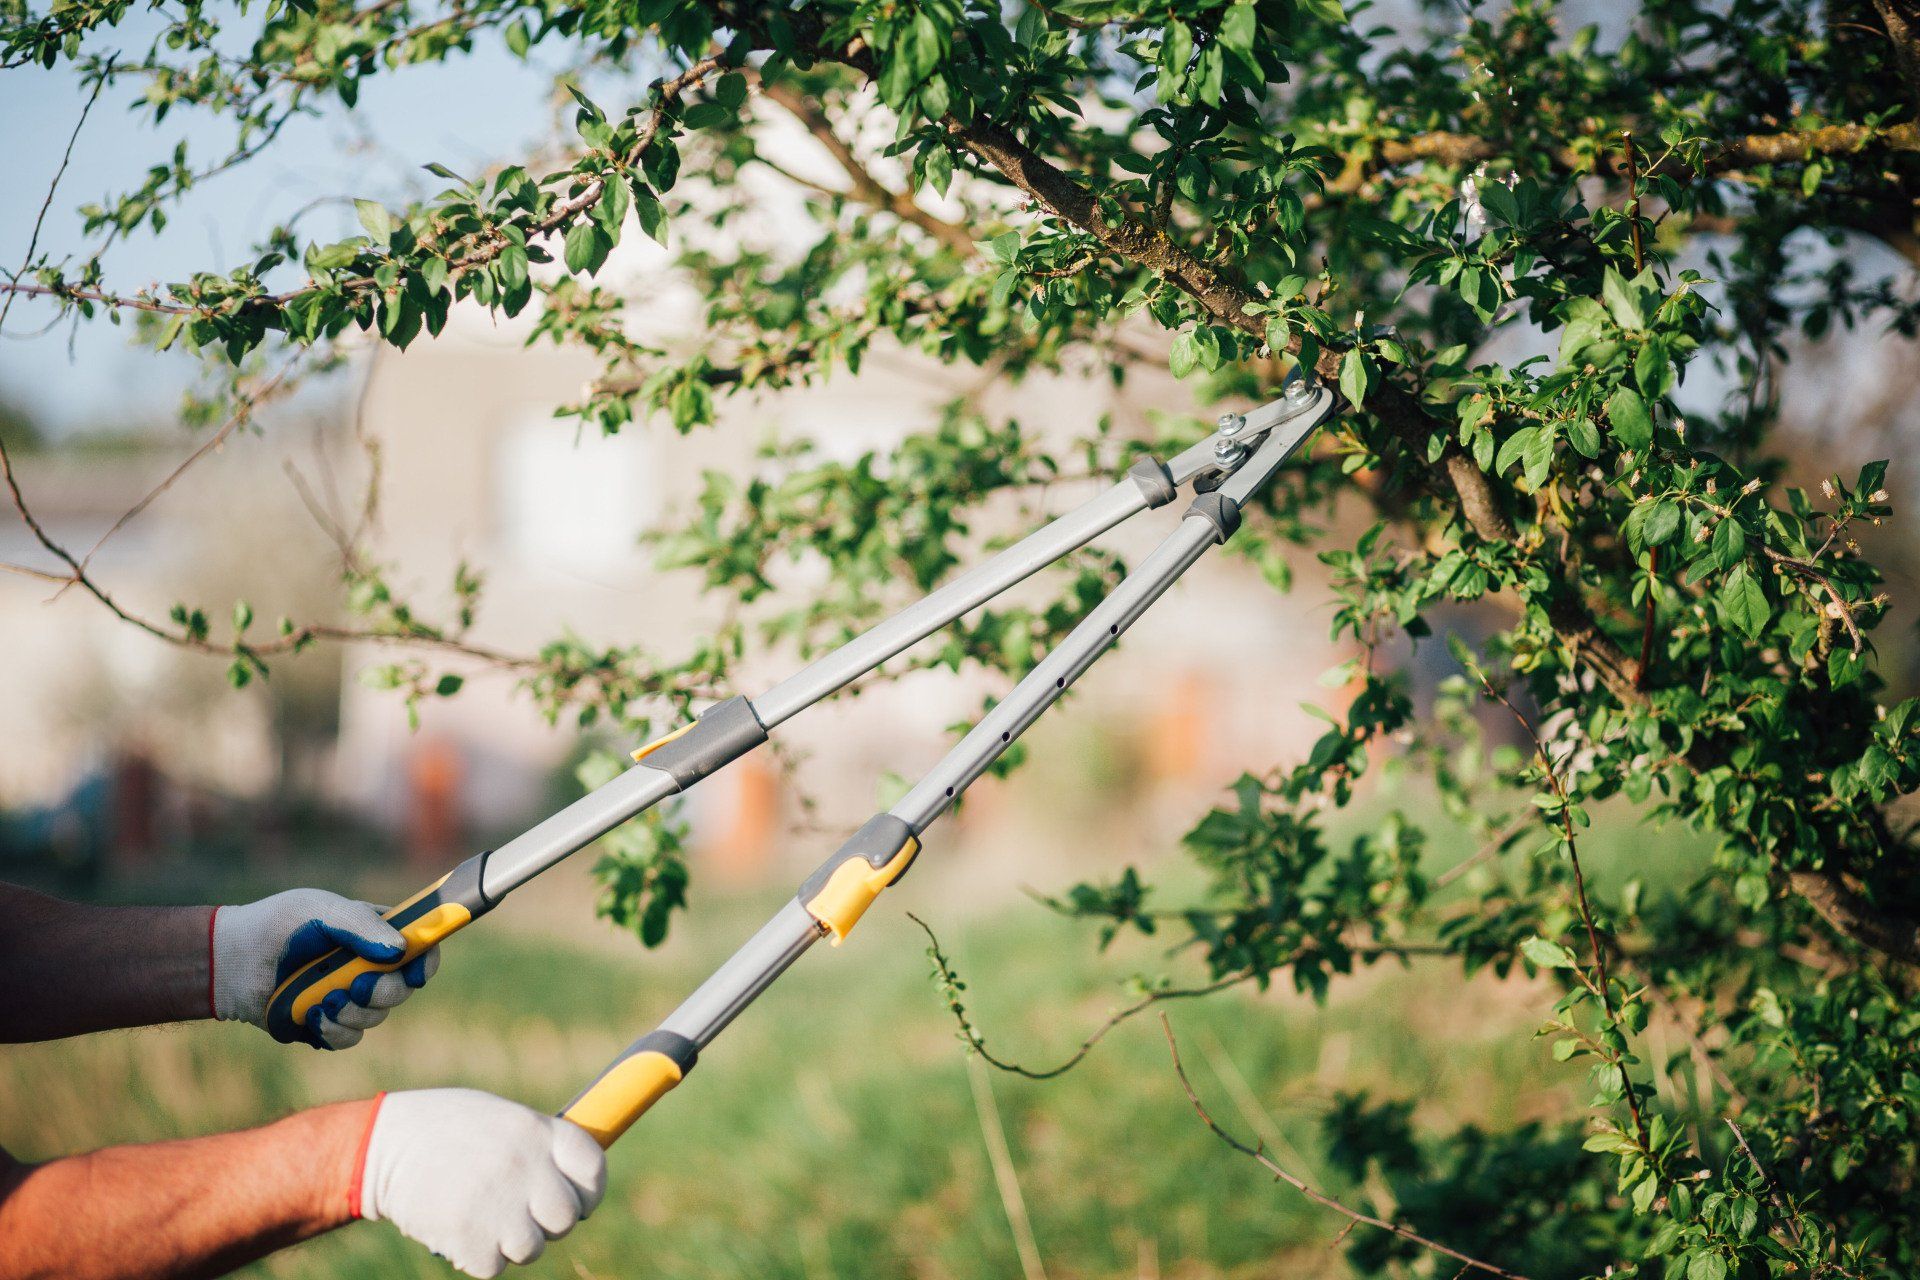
[
  {"xmin": 405, "ymin": 736, "xmax": 464, "ymax": 868},
  {"xmin": 704, "ymin": 755, "xmax": 779, "ymax": 885}
]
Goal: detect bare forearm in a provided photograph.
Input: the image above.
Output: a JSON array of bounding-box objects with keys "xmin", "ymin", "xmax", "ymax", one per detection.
[
  {"xmin": 0, "ymin": 884, "xmax": 211, "ymax": 1041},
  {"xmin": 0, "ymin": 1100, "xmax": 372, "ymax": 1280}
]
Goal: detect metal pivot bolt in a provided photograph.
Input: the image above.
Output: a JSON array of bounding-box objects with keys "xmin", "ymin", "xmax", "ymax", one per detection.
[
  {"xmin": 1214, "ymin": 412, "xmax": 1248, "ymax": 466},
  {"xmin": 1284, "ymin": 376, "xmax": 1316, "ymax": 403}
]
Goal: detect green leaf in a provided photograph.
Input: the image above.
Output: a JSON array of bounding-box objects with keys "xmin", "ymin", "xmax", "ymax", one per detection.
[
  {"xmin": 1688, "ymin": 1254, "xmax": 1727, "ymax": 1280},
  {"xmin": 596, "ymin": 175, "xmax": 630, "ymax": 235},
  {"xmin": 1478, "ymin": 180, "xmax": 1519, "ymax": 226},
  {"xmin": 632, "ymin": 184, "xmax": 668, "ymax": 245},
  {"xmin": 682, "ymin": 101, "xmax": 728, "ymax": 130},
  {"xmin": 1521, "ymin": 424, "xmax": 1555, "ymax": 489},
  {"xmin": 564, "ymin": 221, "xmax": 608, "ymax": 275},
  {"xmin": 1639, "ymin": 499, "xmax": 1680, "ymax": 548},
  {"xmin": 435, "ymin": 673, "xmax": 465, "ymax": 697},
  {"xmin": 1582, "ymin": 1129, "xmax": 1635, "ymax": 1152},
  {"xmin": 1521, "ymin": 936, "xmax": 1579, "ymax": 969},
  {"xmin": 1634, "ymin": 341, "xmax": 1670, "ymax": 397},
  {"xmin": 1566, "ymin": 415, "xmax": 1601, "ymax": 458},
  {"xmin": 1339, "ymin": 348, "xmax": 1372, "ymax": 406},
  {"xmin": 1712, "ymin": 517, "xmax": 1747, "ymax": 571},
  {"xmin": 1718, "ymin": 564, "xmax": 1770, "ymax": 639},
  {"xmin": 420, "ymin": 254, "xmax": 449, "ymax": 296},
  {"xmin": 1602, "ymin": 268, "xmax": 1643, "ymax": 329},
  {"xmin": 1494, "ymin": 425, "xmax": 1538, "ymax": 477},
  {"xmin": 1606, "ymin": 385, "xmax": 1653, "ymax": 451},
  {"xmin": 564, "ymin": 82, "xmax": 603, "ymax": 122},
  {"xmin": 307, "ymin": 241, "xmax": 359, "ymax": 271},
  {"xmin": 354, "ymin": 199, "xmax": 394, "ymax": 245},
  {"xmin": 1217, "ymin": 3, "xmax": 1256, "ymax": 55},
  {"xmin": 923, "ymin": 145, "xmax": 954, "ymax": 196},
  {"xmin": 1169, "ymin": 332, "xmax": 1199, "ymax": 379}
]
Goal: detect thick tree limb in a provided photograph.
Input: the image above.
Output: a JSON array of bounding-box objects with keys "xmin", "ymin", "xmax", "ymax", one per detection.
[
  {"xmin": 1868, "ymin": 0, "xmax": 1920, "ymax": 117},
  {"xmin": 1787, "ymin": 868, "xmax": 1920, "ymax": 967},
  {"xmin": 1360, "ymin": 120, "xmax": 1920, "ymax": 180}
]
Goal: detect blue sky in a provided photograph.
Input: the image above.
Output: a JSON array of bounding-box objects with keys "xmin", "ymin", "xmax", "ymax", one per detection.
[{"xmin": 0, "ymin": 22, "xmax": 570, "ymax": 432}]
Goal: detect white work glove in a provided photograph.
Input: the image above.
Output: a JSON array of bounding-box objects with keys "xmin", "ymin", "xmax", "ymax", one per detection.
[
  {"xmin": 357, "ymin": 1089, "xmax": 608, "ymax": 1277},
  {"xmin": 211, "ymin": 888, "xmax": 441, "ymax": 1049}
]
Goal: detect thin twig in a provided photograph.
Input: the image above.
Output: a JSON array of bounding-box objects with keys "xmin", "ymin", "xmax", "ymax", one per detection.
[
  {"xmin": 1433, "ymin": 817, "xmax": 1533, "ymax": 889},
  {"xmin": 1622, "ymin": 131, "xmax": 1647, "ymax": 274},
  {"xmin": 1162, "ymin": 1016, "xmax": 1534, "ymax": 1280},
  {"xmin": 912, "ymin": 912, "xmax": 1256, "ymax": 1079},
  {"xmin": 1762, "ymin": 548, "xmax": 1865, "ymax": 653},
  {"xmin": 0, "ymin": 429, "xmax": 539, "ymax": 668},
  {"xmin": 1482, "ymin": 681, "xmax": 1651, "ymax": 1150},
  {"xmin": 0, "ymin": 63, "xmax": 109, "ymax": 337},
  {"xmin": 62, "ymin": 358, "xmax": 305, "ymax": 587},
  {"xmin": 1621, "ymin": 132, "xmax": 1662, "ymax": 692},
  {"xmin": 1724, "ymin": 1119, "xmax": 1806, "ymax": 1249}
]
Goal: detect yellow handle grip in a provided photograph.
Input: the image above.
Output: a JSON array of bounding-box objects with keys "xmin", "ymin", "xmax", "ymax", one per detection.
[
  {"xmin": 801, "ymin": 828, "xmax": 919, "ymax": 944},
  {"xmin": 560, "ymin": 1031, "xmax": 698, "ymax": 1147},
  {"xmin": 263, "ymin": 853, "xmax": 491, "ymax": 1046}
]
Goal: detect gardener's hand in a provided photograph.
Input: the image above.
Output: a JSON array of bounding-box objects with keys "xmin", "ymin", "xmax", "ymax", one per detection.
[
  {"xmin": 356, "ymin": 1089, "xmax": 608, "ymax": 1277},
  {"xmin": 211, "ymin": 888, "xmax": 440, "ymax": 1049}
]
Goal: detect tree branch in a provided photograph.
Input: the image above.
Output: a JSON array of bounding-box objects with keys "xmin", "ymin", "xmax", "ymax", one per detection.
[
  {"xmin": 912, "ymin": 912, "xmax": 1259, "ymax": 1079},
  {"xmin": 1482, "ymin": 676, "xmax": 1651, "ymax": 1151},
  {"xmin": 59, "ymin": 358, "xmax": 307, "ymax": 593},
  {"xmin": 756, "ymin": 79, "xmax": 976, "ymax": 255},
  {"xmin": 1867, "ymin": 0, "xmax": 1920, "ymax": 117},
  {"xmin": 1785, "ymin": 868, "xmax": 1920, "ymax": 967},
  {"xmin": 0, "ymin": 63, "xmax": 107, "ymax": 335},
  {"xmin": 1361, "ymin": 120, "xmax": 1920, "ymax": 179}
]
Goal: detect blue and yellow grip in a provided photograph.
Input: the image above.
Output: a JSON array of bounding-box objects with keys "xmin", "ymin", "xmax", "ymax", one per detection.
[
  {"xmin": 262, "ymin": 852, "xmax": 493, "ymax": 1046},
  {"xmin": 562, "ymin": 1030, "xmax": 699, "ymax": 1147}
]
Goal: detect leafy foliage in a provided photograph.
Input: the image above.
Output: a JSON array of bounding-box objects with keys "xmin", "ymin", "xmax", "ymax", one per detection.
[{"xmin": 7, "ymin": 0, "xmax": 1920, "ymax": 1274}]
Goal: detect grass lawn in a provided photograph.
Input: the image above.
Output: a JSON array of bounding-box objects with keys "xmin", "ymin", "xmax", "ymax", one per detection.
[{"xmin": 0, "ymin": 794, "xmax": 1694, "ymax": 1279}]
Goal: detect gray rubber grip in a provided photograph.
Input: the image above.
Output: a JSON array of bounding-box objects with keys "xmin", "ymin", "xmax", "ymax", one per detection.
[
  {"xmin": 1185, "ymin": 492, "xmax": 1243, "ymax": 543},
  {"xmin": 1128, "ymin": 457, "xmax": 1177, "ymax": 508},
  {"xmin": 638, "ymin": 695, "xmax": 769, "ymax": 788}
]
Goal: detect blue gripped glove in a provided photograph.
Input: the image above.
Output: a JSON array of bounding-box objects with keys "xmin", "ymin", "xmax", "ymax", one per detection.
[{"xmin": 210, "ymin": 889, "xmax": 441, "ymax": 1049}]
